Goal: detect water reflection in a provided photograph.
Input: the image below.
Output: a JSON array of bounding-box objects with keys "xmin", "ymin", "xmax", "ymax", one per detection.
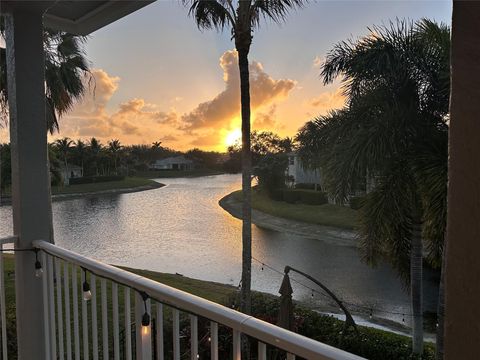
[{"xmin": 0, "ymin": 174, "xmax": 438, "ymax": 324}]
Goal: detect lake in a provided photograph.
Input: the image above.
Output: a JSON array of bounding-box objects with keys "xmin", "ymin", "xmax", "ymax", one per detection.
[{"xmin": 0, "ymin": 174, "xmax": 439, "ymax": 328}]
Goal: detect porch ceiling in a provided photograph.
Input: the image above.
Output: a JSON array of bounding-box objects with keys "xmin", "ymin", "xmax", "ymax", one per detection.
[
  {"xmin": 44, "ymin": 0, "xmax": 155, "ymax": 35},
  {"xmin": 1, "ymin": 0, "xmax": 155, "ymax": 35}
]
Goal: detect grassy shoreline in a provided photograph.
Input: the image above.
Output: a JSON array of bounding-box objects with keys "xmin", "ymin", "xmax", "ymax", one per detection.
[
  {"xmin": 0, "ymin": 177, "xmax": 163, "ymax": 204},
  {"xmin": 136, "ymin": 169, "xmax": 225, "ymax": 179},
  {"xmin": 232, "ymin": 188, "xmax": 359, "ymax": 230}
]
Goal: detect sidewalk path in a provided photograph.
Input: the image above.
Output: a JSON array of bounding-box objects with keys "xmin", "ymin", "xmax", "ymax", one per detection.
[{"xmin": 219, "ymin": 192, "xmax": 358, "ymax": 247}]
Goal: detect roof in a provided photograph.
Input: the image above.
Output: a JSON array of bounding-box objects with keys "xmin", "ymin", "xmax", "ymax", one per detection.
[
  {"xmin": 154, "ymin": 156, "xmax": 194, "ymax": 165},
  {"xmin": 1, "ymin": 1, "xmax": 155, "ymax": 36}
]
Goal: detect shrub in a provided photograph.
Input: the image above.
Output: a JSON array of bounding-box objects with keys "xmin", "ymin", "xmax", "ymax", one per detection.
[
  {"xmin": 282, "ymin": 189, "xmax": 300, "ymax": 203},
  {"xmin": 270, "ymin": 189, "xmax": 284, "ymax": 201},
  {"xmin": 295, "ymin": 183, "xmax": 321, "ymax": 191},
  {"xmin": 69, "ymin": 175, "xmax": 125, "ymax": 185},
  {"xmin": 349, "ymin": 196, "xmax": 366, "ymax": 210},
  {"xmin": 297, "ymin": 190, "xmax": 328, "ymax": 205}
]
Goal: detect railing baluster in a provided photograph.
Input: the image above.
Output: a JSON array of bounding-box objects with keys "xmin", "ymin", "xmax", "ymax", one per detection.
[
  {"xmin": 41, "ymin": 252, "xmax": 51, "ymax": 360},
  {"xmin": 112, "ymin": 282, "xmax": 120, "ymax": 360},
  {"xmin": 0, "ymin": 245, "xmax": 7, "ymax": 360},
  {"xmin": 258, "ymin": 342, "xmax": 266, "ymax": 360},
  {"xmin": 72, "ymin": 265, "xmax": 80, "ymax": 360},
  {"xmin": 64, "ymin": 262, "xmax": 72, "ymax": 360},
  {"xmin": 156, "ymin": 302, "xmax": 164, "ymax": 360},
  {"xmin": 210, "ymin": 321, "xmax": 218, "ymax": 360},
  {"xmin": 55, "ymin": 258, "xmax": 65, "ymax": 359},
  {"xmin": 81, "ymin": 269, "xmax": 89, "ymax": 360},
  {"xmin": 232, "ymin": 330, "xmax": 241, "ymax": 360},
  {"xmin": 124, "ymin": 287, "xmax": 132, "ymax": 360},
  {"xmin": 172, "ymin": 308, "xmax": 180, "ymax": 360},
  {"xmin": 190, "ymin": 315, "xmax": 198, "ymax": 360},
  {"xmin": 48, "ymin": 255, "xmax": 57, "ymax": 359},
  {"xmin": 91, "ymin": 274, "xmax": 98, "ymax": 360},
  {"xmin": 287, "ymin": 353, "xmax": 296, "ymax": 360},
  {"xmin": 135, "ymin": 292, "xmax": 152, "ymax": 359},
  {"xmin": 101, "ymin": 278, "xmax": 109, "ymax": 360}
]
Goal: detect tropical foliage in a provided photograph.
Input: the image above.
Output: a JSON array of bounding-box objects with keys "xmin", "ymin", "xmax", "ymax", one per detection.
[{"xmin": 297, "ymin": 19, "xmax": 449, "ymax": 355}]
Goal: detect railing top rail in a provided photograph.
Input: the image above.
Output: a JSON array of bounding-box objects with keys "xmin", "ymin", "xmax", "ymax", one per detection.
[
  {"xmin": 0, "ymin": 236, "xmax": 17, "ymax": 245},
  {"xmin": 33, "ymin": 240, "xmax": 365, "ymax": 360}
]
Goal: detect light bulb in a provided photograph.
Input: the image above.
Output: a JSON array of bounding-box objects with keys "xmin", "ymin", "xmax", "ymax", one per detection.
[
  {"xmin": 34, "ymin": 260, "xmax": 43, "ymax": 278},
  {"xmin": 142, "ymin": 312, "xmax": 151, "ymax": 327},
  {"xmin": 82, "ymin": 281, "xmax": 92, "ymax": 301}
]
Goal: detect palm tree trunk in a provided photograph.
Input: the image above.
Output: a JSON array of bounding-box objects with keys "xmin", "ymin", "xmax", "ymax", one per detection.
[
  {"xmin": 435, "ymin": 250, "xmax": 445, "ymax": 359},
  {"xmin": 411, "ymin": 220, "xmax": 424, "ymax": 355},
  {"xmin": 238, "ymin": 47, "xmax": 252, "ymax": 315}
]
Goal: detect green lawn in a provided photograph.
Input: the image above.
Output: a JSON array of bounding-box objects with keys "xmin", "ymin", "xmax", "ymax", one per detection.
[
  {"xmin": 52, "ymin": 177, "xmax": 160, "ymax": 195},
  {"xmin": 232, "ymin": 189, "xmax": 359, "ymax": 230},
  {"xmin": 136, "ymin": 169, "xmax": 224, "ymax": 179}
]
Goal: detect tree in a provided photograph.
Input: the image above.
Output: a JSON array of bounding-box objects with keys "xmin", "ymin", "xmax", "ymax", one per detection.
[
  {"xmin": 184, "ymin": 0, "xmax": 306, "ymax": 314},
  {"xmin": 1, "ymin": 26, "xmax": 91, "ymax": 133},
  {"xmin": 88, "ymin": 137, "xmax": 103, "ymax": 176},
  {"xmin": 297, "ymin": 19, "xmax": 449, "ymax": 356},
  {"xmin": 74, "ymin": 139, "xmax": 87, "ymax": 176},
  {"xmin": 54, "ymin": 137, "xmax": 74, "ymax": 183},
  {"xmin": 108, "ymin": 139, "xmax": 123, "ymax": 174}
]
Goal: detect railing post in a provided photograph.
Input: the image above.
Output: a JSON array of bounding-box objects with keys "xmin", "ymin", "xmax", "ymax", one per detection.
[
  {"xmin": 4, "ymin": 3, "xmax": 55, "ymax": 358},
  {"xmin": 135, "ymin": 292, "xmax": 152, "ymax": 359}
]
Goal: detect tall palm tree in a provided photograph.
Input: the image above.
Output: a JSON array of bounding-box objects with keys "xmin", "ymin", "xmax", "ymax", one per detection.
[
  {"xmin": 108, "ymin": 139, "xmax": 123, "ymax": 174},
  {"xmin": 89, "ymin": 137, "xmax": 102, "ymax": 176},
  {"xmin": 297, "ymin": 19, "xmax": 449, "ymax": 356},
  {"xmin": 54, "ymin": 137, "xmax": 74, "ymax": 184},
  {"xmin": 1, "ymin": 27, "xmax": 91, "ymax": 133},
  {"xmin": 183, "ymin": 0, "xmax": 306, "ymax": 315},
  {"xmin": 74, "ymin": 139, "xmax": 87, "ymax": 176}
]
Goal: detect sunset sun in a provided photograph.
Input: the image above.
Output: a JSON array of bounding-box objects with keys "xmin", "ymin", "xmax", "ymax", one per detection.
[{"xmin": 225, "ymin": 128, "xmax": 242, "ymax": 147}]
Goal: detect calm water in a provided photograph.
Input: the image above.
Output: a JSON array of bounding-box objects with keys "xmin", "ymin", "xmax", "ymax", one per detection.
[{"xmin": 0, "ymin": 174, "xmax": 438, "ymax": 325}]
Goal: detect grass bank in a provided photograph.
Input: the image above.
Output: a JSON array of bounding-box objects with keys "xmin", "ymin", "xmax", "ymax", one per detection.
[
  {"xmin": 2, "ymin": 255, "xmax": 435, "ymax": 359},
  {"xmin": 52, "ymin": 177, "xmax": 161, "ymax": 195},
  {"xmin": 136, "ymin": 169, "xmax": 224, "ymax": 179},
  {"xmin": 232, "ymin": 188, "xmax": 359, "ymax": 230}
]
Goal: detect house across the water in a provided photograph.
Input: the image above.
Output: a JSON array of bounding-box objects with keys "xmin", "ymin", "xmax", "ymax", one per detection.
[
  {"xmin": 286, "ymin": 152, "xmax": 322, "ymax": 188},
  {"xmin": 150, "ymin": 156, "xmax": 194, "ymax": 171}
]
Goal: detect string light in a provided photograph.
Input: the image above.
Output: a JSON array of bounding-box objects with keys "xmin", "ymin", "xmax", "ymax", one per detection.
[
  {"xmin": 140, "ymin": 292, "xmax": 151, "ymax": 327},
  {"xmin": 82, "ymin": 268, "xmax": 92, "ymax": 301},
  {"xmin": 261, "ymin": 263, "xmax": 264, "ymax": 271},
  {"xmin": 251, "ymin": 255, "xmax": 418, "ymax": 319},
  {"xmin": 402, "ymin": 314, "xmax": 405, "ymax": 323},
  {"xmin": 369, "ymin": 309, "xmax": 373, "ymax": 319},
  {"xmin": 34, "ymin": 249, "xmax": 43, "ymax": 278}
]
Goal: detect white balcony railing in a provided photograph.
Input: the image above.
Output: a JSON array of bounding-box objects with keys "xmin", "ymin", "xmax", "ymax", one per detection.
[{"xmin": 1, "ymin": 238, "xmax": 365, "ymax": 359}]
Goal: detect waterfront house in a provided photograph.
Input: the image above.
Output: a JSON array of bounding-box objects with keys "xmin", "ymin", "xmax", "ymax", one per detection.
[
  {"xmin": 59, "ymin": 165, "xmax": 83, "ymax": 185},
  {"xmin": 150, "ymin": 155, "xmax": 194, "ymax": 171},
  {"xmin": 286, "ymin": 152, "xmax": 322, "ymax": 188},
  {"xmin": 1, "ymin": 1, "xmax": 479, "ymax": 359}
]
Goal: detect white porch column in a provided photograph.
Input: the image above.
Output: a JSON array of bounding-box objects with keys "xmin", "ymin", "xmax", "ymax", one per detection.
[
  {"xmin": 445, "ymin": 1, "xmax": 480, "ymax": 359},
  {"xmin": 4, "ymin": 3, "xmax": 54, "ymax": 359}
]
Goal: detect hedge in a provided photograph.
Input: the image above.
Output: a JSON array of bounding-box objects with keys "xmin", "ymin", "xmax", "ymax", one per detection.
[
  {"xmin": 295, "ymin": 183, "xmax": 321, "ymax": 191},
  {"xmin": 69, "ymin": 175, "xmax": 125, "ymax": 185},
  {"xmin": 227, "ymin": 292, "xmax": 435, "ymax": 360},
  {"xmin": 270, "ymin": 189, "xmax": 328, "ymax": 205}
]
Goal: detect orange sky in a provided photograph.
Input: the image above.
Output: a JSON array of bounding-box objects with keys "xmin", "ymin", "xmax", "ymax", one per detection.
[{"xmin": 0, "ymin": 1, "xmax": 451, "ymax": 152}]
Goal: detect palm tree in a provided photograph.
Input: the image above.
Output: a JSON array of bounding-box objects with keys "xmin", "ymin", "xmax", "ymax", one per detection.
[
  {"xmin": 54, "ymin": 137, "xmax": 74, "ymax": 184},
  {"xmin": 108, "ymin": 139, "xmax": 123, "ymax": 174},
  {"xmin": 1, "ymin": 27, "xmax": 91, "ymax": 133},
  {"xmin": 297, "ymin": 19, "xmax": 449, "ymax": 356},
  {"xmin": 89, "ymin": 137, "xmax": 102, "ymax": 176},
  {"xmin": 74, "ymin": 139, "xmax": 87, "ymax": 176},
  {"xmin": 184, "ymin": 0, "xmax": 306, "ymax": 315}
]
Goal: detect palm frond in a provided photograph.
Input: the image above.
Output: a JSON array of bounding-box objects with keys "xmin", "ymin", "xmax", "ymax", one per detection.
[
  {"xmin": 183, "ymin": 0, "xmax": 235, "ymax": 31},
  {"xmin": 250, "ymin": 0, "xmax": 307, "ymax": 28}
]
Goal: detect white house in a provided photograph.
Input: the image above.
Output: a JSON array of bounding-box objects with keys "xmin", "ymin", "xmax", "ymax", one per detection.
[
  {"xmin": 286, "ymin": 152, "xmax": 322, "ymax": 188},
  {"xmin": 60, "ymin": 165, "xmax": 83, "ymax": 185},
  {"xmin": 150, "ymin": 156, "xmax": 194, "ymax": 170}
]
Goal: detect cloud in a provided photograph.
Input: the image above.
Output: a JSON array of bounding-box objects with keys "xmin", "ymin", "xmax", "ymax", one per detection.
[
  {"xmin": 253, "ymin": 105, "xmax": 277, "ymax": 129},
  {"xmin": 312, "ymin": 55, "xmax": 324, "ymax": 69},
  {"xmin": 181, "ymin": 50, "xmax": 296, "ymax": 131},
  {"xmin": 308, "ymin": 88, "xmax": 346, "ymax": 113}
]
